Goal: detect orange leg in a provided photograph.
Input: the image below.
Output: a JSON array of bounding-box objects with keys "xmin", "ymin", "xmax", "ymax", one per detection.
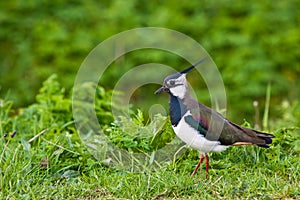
[{"xmin": 191, "ymin": 154, "xmax": 205, "ymax": 176}]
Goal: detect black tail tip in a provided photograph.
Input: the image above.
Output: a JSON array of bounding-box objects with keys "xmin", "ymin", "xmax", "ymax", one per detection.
[
  {"xmin": 263, "ymin": 137, "xmax": 273, "ymax": 144},
  {"xmin": 256, "ymin": 131, "xmax": 274, "ymax": 145},
  {"xmin": 257, "ymin": 136, "xmax": 273, "ymax": 148}
]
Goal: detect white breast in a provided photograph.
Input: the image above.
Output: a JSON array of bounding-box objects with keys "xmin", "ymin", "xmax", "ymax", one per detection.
[{"xmin": 172, "ymin": 111, "xmax": 229, "ymax": 154}]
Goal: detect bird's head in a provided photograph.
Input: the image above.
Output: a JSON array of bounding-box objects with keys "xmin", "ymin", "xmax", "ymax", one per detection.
[
  {"xmin": 155, "ymin": 58, "xmax": 206, "ymax": 99},
  {"xmin": 154, "ymin": 72, "xmax": 188, "ymax": 99}
]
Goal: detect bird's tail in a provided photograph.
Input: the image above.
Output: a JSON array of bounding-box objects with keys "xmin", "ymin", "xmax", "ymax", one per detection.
[{"xmin": 253, "ymin": 130, "xmax": 274, "ymax": 148}]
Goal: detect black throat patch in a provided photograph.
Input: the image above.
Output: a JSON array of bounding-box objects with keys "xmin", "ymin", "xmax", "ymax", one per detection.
[{"xmin": 169, "ymin": 94, "xmax": 187, "ymax": 126}]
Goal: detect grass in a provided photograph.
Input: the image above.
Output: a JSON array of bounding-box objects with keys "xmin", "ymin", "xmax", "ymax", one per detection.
[
  {"xmin": 1, "ymin": 141, "xmax": 299, "ymax": 199},
  {"xmin": 1, "ymin": 75, "xmax": 300, "ymax": 199}
]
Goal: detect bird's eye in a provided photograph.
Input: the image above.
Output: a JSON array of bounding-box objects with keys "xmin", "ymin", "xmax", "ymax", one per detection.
[{"xmin": 169, "ymin": 80, "xmax": 175, "ymax": 86}]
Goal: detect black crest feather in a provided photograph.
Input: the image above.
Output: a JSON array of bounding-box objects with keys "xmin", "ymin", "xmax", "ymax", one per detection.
[{"xmin": 180, "ymin": 57, "xmax": 207, "ymax": 74}]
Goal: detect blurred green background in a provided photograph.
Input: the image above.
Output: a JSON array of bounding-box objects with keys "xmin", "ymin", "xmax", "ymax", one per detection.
[{"xmin": 0, "ymin": 0, "xmax": 299, "ymax": 123}]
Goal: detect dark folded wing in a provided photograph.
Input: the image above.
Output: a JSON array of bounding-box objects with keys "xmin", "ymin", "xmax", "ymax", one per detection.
[
  {"xmin": 184, "ymin": 115, "xmax": 208, "ymax": 137},
  {"xmin": 185, "ymin": 105, "xmax": 274, "ymax": 146}
]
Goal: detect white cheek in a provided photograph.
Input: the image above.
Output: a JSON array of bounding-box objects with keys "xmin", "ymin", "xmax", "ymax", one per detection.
[{"xmin": 170, "ymin": 85, "xmax": 186, "ymax": 99}]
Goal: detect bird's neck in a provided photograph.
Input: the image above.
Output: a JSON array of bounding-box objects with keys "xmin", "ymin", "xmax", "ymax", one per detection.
[{"xmin": 169, "ymin": 94, "xmax": 187, "ymax": 127}]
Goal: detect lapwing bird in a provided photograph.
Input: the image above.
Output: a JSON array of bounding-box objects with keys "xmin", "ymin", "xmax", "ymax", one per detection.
[{"xmin": 155, "ymin": 58, "xmax": 274, "ymax": 178}]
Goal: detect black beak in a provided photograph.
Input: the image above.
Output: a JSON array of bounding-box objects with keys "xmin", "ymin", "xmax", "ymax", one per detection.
[{"xmin": 154, "ymin": 86, "xmax": 166, "ymax": 94}]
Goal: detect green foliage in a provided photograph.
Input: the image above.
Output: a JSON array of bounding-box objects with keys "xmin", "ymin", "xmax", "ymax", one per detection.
[
  {"xmin": 105, "ymin": 110, "xmax": 175, "ymax": 152},
  {"xmin": 0, "ymin": 99, "xmax": 13, "ymax": 133},
  {"xmin": 73, "ymin": 81, "xmax": 117, "ymax": 126},
  {"xmin": 0, "ymin": 0, "xmax": 300, "ymax": 122},
  {"xmin": 16, "ymin": 74, "xmax": 72, "ymax": 139},
  {"xmin": 271, "ymin": 101, "xmax": 300, "ymax": 151}
]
